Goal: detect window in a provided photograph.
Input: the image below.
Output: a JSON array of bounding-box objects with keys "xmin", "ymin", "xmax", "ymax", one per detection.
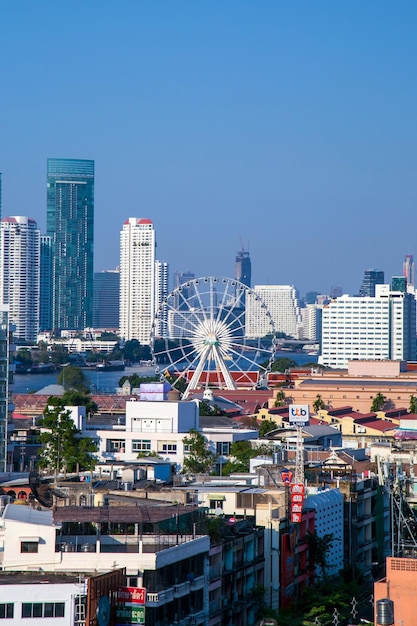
[
  {"xmin": 21, "ymin": 541, "xmax": 38, "ymax": 553},
  {"xmin": 0, "ymin": 604, "xmax": 13, "ymax": 619},
  {"xmin": 157, "ymin": 441, "xmax": 177, "ymax": 454},
  {"xmin": 216, "ymin": 442, "xmax": 230, "ymax": 456},
  {"xmin": 106, "ymin": 440, "xmax": 125, "ymax": 452},
  {"xmin": 132, "ymin": 440, "xmax": 151, "ymax": 453},
  {"xmin": 22, "ymin": 603, "xmax": 65, "ymax": 619}
]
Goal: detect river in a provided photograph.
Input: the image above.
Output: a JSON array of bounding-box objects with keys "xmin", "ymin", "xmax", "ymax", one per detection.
[{"xmin": 12, "ymin": 351, "xmax": 318, "ymax": 395}]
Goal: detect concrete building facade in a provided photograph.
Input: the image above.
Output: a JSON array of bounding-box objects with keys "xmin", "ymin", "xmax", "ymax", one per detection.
[
  {"xmin": 0, "ymin": 217, "xmax": 40, "ymax": 342},
  {"xmin": 120, "ymin": 218, "xmax": 155, "ymax": 344},
  {"xmin": 245, "ymin": 285, "xmax": 302, "ymax": 338},
  {"xmin": 319, "ymin": 285, "xmax": 417, "ymax": 368}
]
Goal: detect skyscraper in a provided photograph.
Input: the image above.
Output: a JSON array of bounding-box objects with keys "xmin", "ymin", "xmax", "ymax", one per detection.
[
  {"xmin": 403, "ymin": 254, "xmax": 415, "ymax": 288},
  {"xmin": 319, "ymin": 284, "xmax": 417, "ymax": 368},
  {"xmin": 120, "ymin": 218, "xmax": 155, "ymax": 344},
  {"xmin": 235, "ymin": 248, "xmax": 251, "ymax": 287},
  {"xmin": 155, "ymin": 260, "xmax": 169, "ymax": 337},
  {"xmin": 359, "ymin": 269, "xmax": 385, "ymax": 297},
  {"xmin": 246, "ymin": 285, "xmax": 302, "ymax": 338},
  {"xmin": 93, "ymin": 269, "xmax": 120, "ymax": 329},
  {"xmin": 47, "ymin": 158, "xmax": 94, "ymax": 331},
  {"xmin": 39, "ymin": 235, "xmax": 52, "ymax": 331},
  {"xmin": 173, "ymin": 270, "xmax": 196, "ymax": 310},
  {"xmin": 0, "ymin": 216, "xmax": 40, "ymax": 342}
]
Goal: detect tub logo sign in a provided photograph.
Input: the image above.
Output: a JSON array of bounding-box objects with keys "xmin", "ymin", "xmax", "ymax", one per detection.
[{"xmin": 289, "ymin": 404, "xmax": 310, "ymax": 425}]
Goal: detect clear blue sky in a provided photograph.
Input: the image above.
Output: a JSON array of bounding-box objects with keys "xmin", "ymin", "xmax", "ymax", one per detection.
[{"xmin": 1, "ymin": 1, "xmax": 416, "ymax": 296}]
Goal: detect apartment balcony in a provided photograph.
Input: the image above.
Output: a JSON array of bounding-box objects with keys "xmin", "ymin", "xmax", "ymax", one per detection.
[
  {"xmin": 173, "ymin": 581, "xmax": 191, "ymax": 597},
  {"xmin": 146, "ymin": 588, "xmax": 175, "ymax": 607},
  {"xmin": 190, "ymin": 574, "xmax": 206, "ymax": 591},
  {"xmin": 209, "ymin": 563, "xmax": 222, "ymax": 581}
]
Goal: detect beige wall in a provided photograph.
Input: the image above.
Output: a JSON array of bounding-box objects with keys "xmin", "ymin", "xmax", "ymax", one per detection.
[
  {"xmin": 374, "ymin": 557, "xmax": 417, "ymax": 626},
  {"xmin": 286, "ymin": 377, "xmax": 417, "ymax": 414}
]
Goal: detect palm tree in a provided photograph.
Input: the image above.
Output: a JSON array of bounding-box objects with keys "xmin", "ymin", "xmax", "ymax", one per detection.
[
  {"xmin": 370, "ymin": 392, "xmax": 386, "ymax": 412},
  {"xmin": 313, "ymin": 394, "xmax": 325, "ymax": 412}
]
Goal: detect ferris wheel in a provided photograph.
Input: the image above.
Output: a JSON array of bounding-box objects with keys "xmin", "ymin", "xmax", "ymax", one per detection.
[{"xmin": 151, "ymin": 276, "xmax": 277, "ymax": 398}]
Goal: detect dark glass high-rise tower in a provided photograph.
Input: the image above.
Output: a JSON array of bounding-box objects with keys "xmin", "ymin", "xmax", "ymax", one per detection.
[
  {"xmin": 235, "ymin": 248, "xmax": 251, "ymax": 287},
  {"xmin": 47, "ymin": 158, "xmax": 94, "ymax": 330},
  {"xmin": 359, "ymin": 269, "xmax": 384, "ymax": 297}
]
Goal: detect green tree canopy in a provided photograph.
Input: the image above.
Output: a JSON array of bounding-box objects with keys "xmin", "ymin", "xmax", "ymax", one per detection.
[
  {"xmin": 123, "ymin": 339, "xmax": 151, "ymax": 363},
  {"xmin": 118, "ymin": 373, "xmax": 159, "ymax": 388},
  {"xmin": 198, "ymin": 400, "xmax": 226, "ymax": 416},
  {"xmin": 312, "ymin": 394, "xmax": 325, "ymax": 412},
  {"xmin": 274, "ymin": 389, "xmax": 286, "ymax": 407},
  {"xmin": 410, "ymin": 395, "xmax": 417, "ymax": 413},
  {"xmin": 57, "ymin": 365, "xmax": 89, "ymax": 392},
  {"xmin": 61, "ymin": 389, "xmax": 98, "ymax": 416},
  {"xmin": 270, "ymin": 357, "xmax": 299, "ymax": 372},
  {"xmin": 371, "ymin": 392, "xmax": 387, "ymax": 412},
  {"xmin": 222, "ymin": 440, "xmax": 258, "ymax": 474},
  {"xmin": 259, "ymin": 420, "xmax": 279, "ymax": 437},
  {"xmin": 182, "ymin": 429, "xmax": 216, "ymax": 474},
  {"xmin": 37, "ymin": 397, "xmax": 97, "ymax": 475},
  {"xmin": 16, "ymin": 348, "xmax": 33, "ymax": 367}
]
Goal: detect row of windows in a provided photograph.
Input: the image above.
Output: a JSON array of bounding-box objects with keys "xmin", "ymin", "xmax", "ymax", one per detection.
[
  {"xmin": 22, "ymin": 603, "xmax": 65, "ymax": 618},
  {"xmin": 0, "ymin": 603, "xmax": 65, "ymax": 619},
  {"xmin": 106, "ymin": 440, "xmax": 232, "ymax": 456}
]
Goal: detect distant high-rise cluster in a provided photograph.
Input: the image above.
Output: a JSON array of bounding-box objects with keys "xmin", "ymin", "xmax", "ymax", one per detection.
[{"xmin": 0, "ymin": 160, "xmax": 416, "ymax": 377}]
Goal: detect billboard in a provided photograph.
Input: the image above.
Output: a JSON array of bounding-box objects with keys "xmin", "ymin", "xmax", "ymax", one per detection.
[{"xmin": 289, "ymin": 404, "xmax": 310, "ymax": 425}]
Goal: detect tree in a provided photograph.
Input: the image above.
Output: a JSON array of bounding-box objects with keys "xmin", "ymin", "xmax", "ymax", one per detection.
[
  {"xmin": 307, "ymin": 531, "xmax": 334, "ymax": 580},
  {"xmin": 198, "ymin": 400, "xmax": 226, "ymax": 416},
  {"xmin": 61, "ymin": 389, "xmax": 98, "ymax": 416},
  {"xmin": 259, "ymin": 419, "xmax": 279, "ymax": 437},
  {"xmin": 37, "ymin": 397, "xmax": 97, "ymax": 475},
  {"xmin": 57, "ymin": 365, "xmax": 89, "ymax": 392},
  {"xmin": 371, "ymin": 392, "xmax": 386, "ymax": 412},
  {"xmin": 409, "ymin": 395, "xmax": 417, "ymax": 413},
  {"xmin": 274, "ymin": 389, "xmax": 286, "ymax": 407},
  {"xmin": 182, "ymin": 429, "xmax": 216, "ymax": 474},
  {"xmin": 118, "ymin": 373, "xmax": 159, "ymax": 388},
  {"xmin": 222, "ymin": 440, "xmax": 258, "ymax": 474},
  {"xmin": 164, "ymin": 372, "xmax": 187, "ymax": 394},
  {"xmin": 270, "ymin": 357, "xmax": 298, "ymax": 372},
  {"xmin": 313, "ymin": 394, "xmax": 325, "ymax": 412},
  {"xmin": 15, "ymin": 348, "xmax": 33, "ymax": 367},
  {"xmin": 123, "ymin": 339, "xmax": 151, "ymax": 363},
  {"xmin": 49, "ymin": 344, "xmax": 69, "ymax": 366}
]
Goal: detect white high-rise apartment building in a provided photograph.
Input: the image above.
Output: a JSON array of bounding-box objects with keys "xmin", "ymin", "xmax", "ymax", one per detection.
[
  {"xmin": 120, "ymin": 218, "xmax": 155, "ymax": 344},
  {"xmin": 154, "ymin": 260, "xmax": 169, "ymax": 337},
  {"xmin": 319, "ymin": 285, "xmax": 417, "ymax": 368},
  {"xmin": 245, "ymin": 285, "xmax": 302, "ymax": 338},
  {"xmin": 0, "ymin": 216, "xmax": 40, "ymax": 342},
  {"xmin": 301, "ymin": 304, "xmax": 322, "ymax": 341}
]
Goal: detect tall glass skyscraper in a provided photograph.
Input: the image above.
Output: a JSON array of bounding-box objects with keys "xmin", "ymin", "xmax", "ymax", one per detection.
[{"xmin": 47, "ymin": 158, "xmax": 94, "ymax": 330}]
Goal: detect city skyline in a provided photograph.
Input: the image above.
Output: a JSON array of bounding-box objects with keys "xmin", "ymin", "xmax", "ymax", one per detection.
[{"xmin": 1, "ymin": 2, "xmax": 416, "ymax": 295}]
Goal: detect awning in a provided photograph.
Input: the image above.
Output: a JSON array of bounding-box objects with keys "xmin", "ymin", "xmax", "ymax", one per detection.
[
  {"xmin": 207, "ymin": 494, "xmax": 226, "ymax": 501},
  {"xmin": 19, "ymin": 536, "xmax": 39, "ymax": 542}
]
